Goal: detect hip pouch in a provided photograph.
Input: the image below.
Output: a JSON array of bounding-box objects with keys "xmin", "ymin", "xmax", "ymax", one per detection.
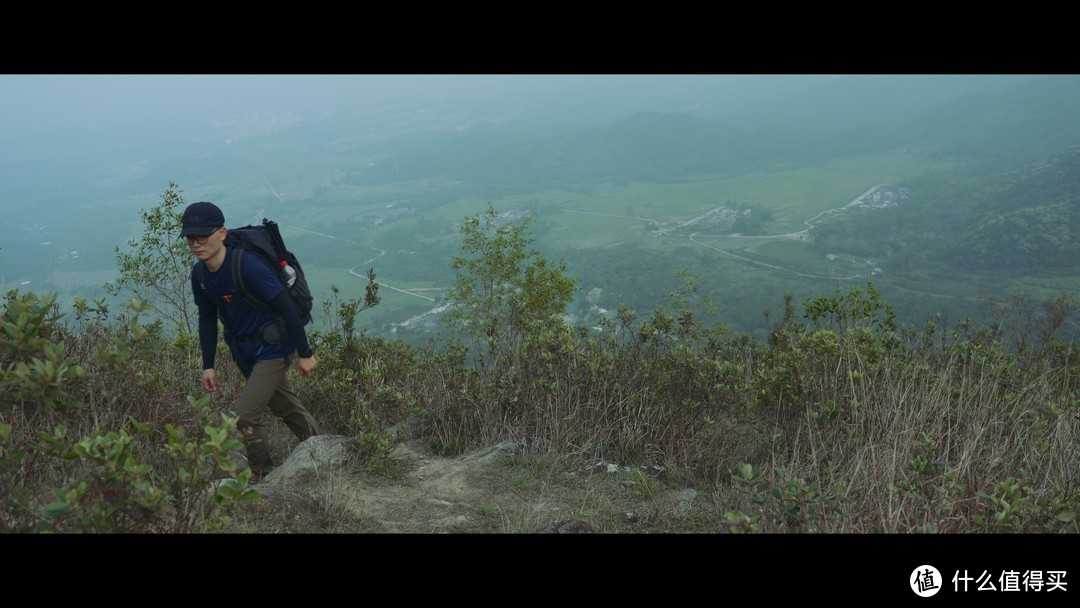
[
  {"xmin": 224, "ymin": 332, "xmax": 255, "ymax": 378},
  {"xmin": 259, "ymin": 318, "xmax": 283, "ymax": 345}
]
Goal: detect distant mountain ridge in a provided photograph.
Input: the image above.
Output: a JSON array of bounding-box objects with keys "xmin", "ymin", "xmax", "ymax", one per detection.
[
  {"xmin": 813, "ymin": 145, "xmax": 1080, "ymax": 273},
  {"xmin": 351, "ymin": 75, "xmax": 1079, "ymax": 188},
  {"xmin": 900, "ymin": 76, "xmax": 1080, "ymax": 172},
  {"xmin": 710, "ymin": 75, "xmax": 1040, "ymax": 131}
]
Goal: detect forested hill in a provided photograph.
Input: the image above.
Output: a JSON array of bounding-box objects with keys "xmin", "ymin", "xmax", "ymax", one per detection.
[
  {"xmin": 810, "ymin": 146, "xmax": 1080, "ymax": 273},
  {"xmin": 900, "ymin": 75, "xmax": 1080, "ymax": 174},
  {"xmin": 947, "ymin": 146, "xmax": 1080, "ymax": 269},
  {"xmin": 353, "ymin": 112, "xmax": 767, "ymax": 187}
]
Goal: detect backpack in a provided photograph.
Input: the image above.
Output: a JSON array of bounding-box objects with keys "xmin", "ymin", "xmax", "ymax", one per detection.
[{"xmin": 196, "ymin": 218, "xmax": 314, "ymax": 325}]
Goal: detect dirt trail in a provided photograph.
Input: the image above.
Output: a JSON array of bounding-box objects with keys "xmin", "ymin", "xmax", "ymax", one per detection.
[
  {"xmin": 251, "ymin": 439, "xmax": 543, "ymax": 533},
  {"xmin": 242, "ymin": 435, "xmax": 686, "ymax": 534}
]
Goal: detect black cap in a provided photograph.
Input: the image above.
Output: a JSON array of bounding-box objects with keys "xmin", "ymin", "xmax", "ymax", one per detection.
[{"xmin": 180, "ymin": 202, "xmax": 225, "ymax": 237}]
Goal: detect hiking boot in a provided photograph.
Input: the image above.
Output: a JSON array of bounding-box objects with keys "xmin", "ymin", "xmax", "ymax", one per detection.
[{"xmin": 248, "ymin": 467, "xmax": 275, "ymax": 484}]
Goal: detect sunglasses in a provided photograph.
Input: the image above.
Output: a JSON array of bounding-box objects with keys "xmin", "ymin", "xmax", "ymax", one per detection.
[{"xmin": 185, "ymin": 226, "xmax": 223, "ymax": 245}]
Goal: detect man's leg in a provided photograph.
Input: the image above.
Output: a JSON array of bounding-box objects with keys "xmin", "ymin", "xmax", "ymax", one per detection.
[
  {"xmin": 265, "ymin": 359, "xmax": 321, "ymax": 441},
  {"xmin": 232, "ymin": 359, "xmax": 286, "ymax": 475}
]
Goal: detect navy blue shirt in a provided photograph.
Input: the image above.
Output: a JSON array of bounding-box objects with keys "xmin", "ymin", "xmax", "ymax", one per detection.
[{"xmin": 192, "ymin": 245, "xmax": 296, "ymax": 364}]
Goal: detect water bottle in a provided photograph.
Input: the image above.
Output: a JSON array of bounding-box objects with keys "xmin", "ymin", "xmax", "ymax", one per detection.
[{"xmin": 280, "ymin": 260, "xmax": 297, "ymax": 288}]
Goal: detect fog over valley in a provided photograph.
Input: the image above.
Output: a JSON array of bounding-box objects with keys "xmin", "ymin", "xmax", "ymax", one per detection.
[{"xmin": 2, "ymin": 73, "xmax": 1077, "ymax": 341}]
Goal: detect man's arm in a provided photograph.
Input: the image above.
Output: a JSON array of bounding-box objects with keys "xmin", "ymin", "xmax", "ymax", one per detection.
[
  {"xmin": 194, "ymin": 276, "xmax": 221, "ymax": 391},
  {"xmin": 198, "ymin": 306, "xmax": 219, "ymax": 370}
]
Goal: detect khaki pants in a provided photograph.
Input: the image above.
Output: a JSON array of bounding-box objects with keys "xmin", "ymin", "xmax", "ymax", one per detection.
[{"xmin": 233, "ymin": 358, "xmax": 321, "ymax": 475}]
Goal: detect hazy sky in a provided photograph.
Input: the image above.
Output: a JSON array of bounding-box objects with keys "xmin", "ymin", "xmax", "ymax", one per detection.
[
  {"xmin": 0, "ymin": 74, "xmax": 826, "ymax": 137},
  {"xmin": 2, "ymin": 74, "xmax": 1042, "ymax": 137}
]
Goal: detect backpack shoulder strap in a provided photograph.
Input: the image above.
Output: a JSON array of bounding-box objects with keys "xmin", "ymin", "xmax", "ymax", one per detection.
[
  {"xmin": 195, "ymin": 260, "xmax": 210, "ymax": 296},
  {"xmin": 230, "ymin": 247, "xmax": 273, "ymax": 313}
]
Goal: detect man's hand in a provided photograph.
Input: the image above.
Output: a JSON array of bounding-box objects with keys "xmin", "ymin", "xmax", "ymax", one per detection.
[
  {"xmin": 202, "ymin": 368, "xmax": 222, "ymax": 392},
  {"xmin": 297, "ymin": 354, "xmax": 317, "ymax": 378}
]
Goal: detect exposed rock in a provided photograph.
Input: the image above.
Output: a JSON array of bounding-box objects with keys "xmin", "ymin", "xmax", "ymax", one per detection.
[
  {"xmin": 669, "ymin": 488, "xmax": 697, "ymax": 515},
  {"xmin": 260, "ymin": 435, "xmax": 358, "ymax": 487},
  {"xmin": 536, "ymin": 519, "xmax": 595, "ymax": 534},
  {"xmin": 571, "ymin": 460, "xmax": 667, "ymax": 481}
]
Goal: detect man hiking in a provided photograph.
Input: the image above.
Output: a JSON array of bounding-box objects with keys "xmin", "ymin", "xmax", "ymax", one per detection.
[{"xmin": 181, "ymin": 201, "xmax": 320, "ymax": 481}]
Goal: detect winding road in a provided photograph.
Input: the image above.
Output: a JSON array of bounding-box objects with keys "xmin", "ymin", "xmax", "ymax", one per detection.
[{"xmin": 561, "ymin": 187, "xmax": 889, "ymax": 281}]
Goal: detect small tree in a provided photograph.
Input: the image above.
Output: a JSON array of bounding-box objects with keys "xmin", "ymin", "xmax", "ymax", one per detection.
[
  {"xmin": 106, "ymin": 182, "xmax": 197, "ymax": 335},
  {"xmin": 444, "ymin": 204, "xmax": 576, "ymax": 374}
]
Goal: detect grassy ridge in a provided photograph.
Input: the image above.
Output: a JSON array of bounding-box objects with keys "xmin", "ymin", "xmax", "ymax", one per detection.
[{"xmin": 3, "ymin": 277, "xmax": 1077, "ymax": 534}]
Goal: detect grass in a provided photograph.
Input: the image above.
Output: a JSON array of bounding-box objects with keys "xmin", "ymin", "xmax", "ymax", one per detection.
[{"xmin": 3, "ymin": 266, "xmax": 1079, "ymax": 535}]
